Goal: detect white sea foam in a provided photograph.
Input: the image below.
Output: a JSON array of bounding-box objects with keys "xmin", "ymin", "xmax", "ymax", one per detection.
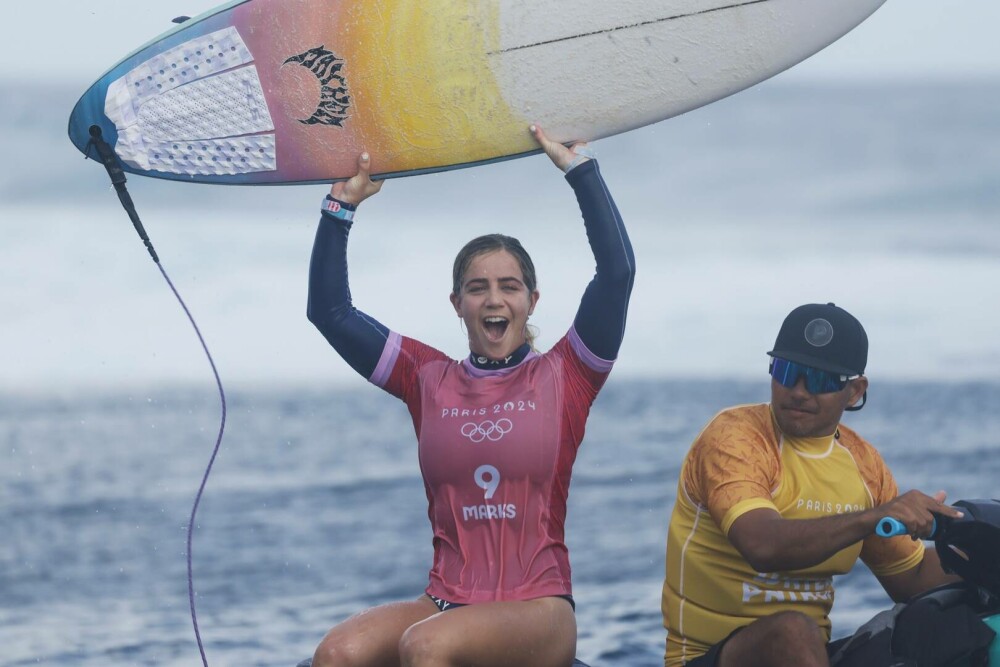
[
  {"xmin": 2, "ymin": 80, "xmax": 999, "ymax": 390},
  {"xmin": 3, "ymin": 199, "xmax": 999, "ymax": 392}
]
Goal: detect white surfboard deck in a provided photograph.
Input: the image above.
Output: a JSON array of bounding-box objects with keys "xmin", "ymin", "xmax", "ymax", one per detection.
[{"xmin": 67, "ymin": 0, "xmax": 888, "ymax": 184}]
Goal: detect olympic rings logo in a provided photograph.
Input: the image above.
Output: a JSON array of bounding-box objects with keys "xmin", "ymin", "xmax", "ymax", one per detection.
[{"xmin": 460, "ymin": 419, "xmax": 513, "ymax": 443}]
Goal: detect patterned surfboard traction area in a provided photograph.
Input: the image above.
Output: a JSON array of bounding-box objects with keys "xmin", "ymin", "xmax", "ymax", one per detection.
[{"xmin": 105, "ymin": 27, "xmax": 278, "ymax": 176}]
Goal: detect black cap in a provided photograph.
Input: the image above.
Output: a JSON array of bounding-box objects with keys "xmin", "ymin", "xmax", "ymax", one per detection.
[{"xmin": 767, "ymin": 303, "xmax": 868, "ymax": 376}]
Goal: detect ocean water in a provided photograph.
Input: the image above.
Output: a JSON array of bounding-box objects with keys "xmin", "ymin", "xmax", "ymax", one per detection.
[
  {"xmin": 2, "ymin": 76, "xmax": 999, "ymax": 665},
  {"xmin": 3, "ymin": 379, "xmax": 999, "ymax": 667}
]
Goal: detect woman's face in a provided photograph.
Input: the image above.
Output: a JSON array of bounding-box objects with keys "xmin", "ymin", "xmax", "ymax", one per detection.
[{"xmin": 450, "ymin": 249, "xmax": 539, "ymax": 361}]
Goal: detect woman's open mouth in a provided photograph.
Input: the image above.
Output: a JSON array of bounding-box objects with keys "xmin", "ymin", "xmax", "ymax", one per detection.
[{"xmin": 483, "ymin": 316, "xmax": 509, "ymax": 342}]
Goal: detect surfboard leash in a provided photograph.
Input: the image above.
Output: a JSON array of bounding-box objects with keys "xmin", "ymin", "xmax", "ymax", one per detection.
[{"xmin": 85, "ymin": 125, "xmax": 224, "ymax": 667}]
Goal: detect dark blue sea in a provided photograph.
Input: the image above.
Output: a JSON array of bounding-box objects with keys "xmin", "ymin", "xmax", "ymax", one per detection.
[{"xmin": 3, "ymin": 379, "xmax": 998, "ymax": 666}]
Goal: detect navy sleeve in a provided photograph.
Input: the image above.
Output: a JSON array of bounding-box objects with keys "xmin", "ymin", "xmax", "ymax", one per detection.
[
  {"xmin": 566, "ymin": 160, "xmax": 636, "ymax": 361},
  {"xmin": 306, "ymin": 206, "xmax": 392, "ymax": 379}
]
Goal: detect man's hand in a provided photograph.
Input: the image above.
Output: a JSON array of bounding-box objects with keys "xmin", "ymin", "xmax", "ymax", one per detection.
[{"xmin": 874, "ymin": 490, "xmax": 964, "ymax": 540}]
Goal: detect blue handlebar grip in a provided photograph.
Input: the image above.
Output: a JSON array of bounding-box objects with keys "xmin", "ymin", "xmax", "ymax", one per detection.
[
  {"xmin": 875, "ymin": 517, "xmax": 937, "ymax": 538},
  {"xmin": 876, "ymin": 517, "xmax": 907, "ymax": 537}
]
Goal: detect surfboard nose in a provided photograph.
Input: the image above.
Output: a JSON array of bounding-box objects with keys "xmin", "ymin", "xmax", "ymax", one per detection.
[{"xmin": 68, "ymin": 84, "xmax": 118, "ymax": 158}]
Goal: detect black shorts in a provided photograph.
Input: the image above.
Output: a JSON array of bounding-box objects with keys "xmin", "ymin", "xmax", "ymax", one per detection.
[
  {"xmin": 427, "ymin": 594, "xmax": 576, "ymax": 613},
  {"xmin": 683, "ymin": 627, "xmax": 745, "ymax": 667}
]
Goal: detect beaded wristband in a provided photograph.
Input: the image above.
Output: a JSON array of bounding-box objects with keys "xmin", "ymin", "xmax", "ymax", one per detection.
[{"xmin": 321, "ymin": 196, "xmax": 356, "ymax": 221}]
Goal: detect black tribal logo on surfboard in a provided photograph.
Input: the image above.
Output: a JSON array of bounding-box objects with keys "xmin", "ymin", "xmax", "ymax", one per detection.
[{"xmin": 282, "ymin": 46, "xmax": 350, "ymax": 127}]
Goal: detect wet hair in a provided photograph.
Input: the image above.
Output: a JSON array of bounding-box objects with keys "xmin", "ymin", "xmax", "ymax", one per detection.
[{"xmin": 452, "ymin": 234, "xmax": 539, "ymax": 349}]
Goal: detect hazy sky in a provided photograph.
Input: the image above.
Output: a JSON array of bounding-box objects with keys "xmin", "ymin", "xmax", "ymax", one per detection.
[{"xmin": 3, "ymin": 0, "xmax": 998, "ymax": 84}]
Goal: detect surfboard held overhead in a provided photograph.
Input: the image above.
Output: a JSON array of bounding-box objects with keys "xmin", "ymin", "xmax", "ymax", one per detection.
[{"xmin": 68, "ymin": 0, "xmax": 887, "ymax": 185}]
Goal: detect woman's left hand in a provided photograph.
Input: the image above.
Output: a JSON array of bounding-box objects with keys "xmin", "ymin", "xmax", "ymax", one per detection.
[
  {"xmin": 530, "ymin": 124, "xmax": 592, "ymax": 173},
  {"xmin": 329, "ymin": 152, "xmax": 384, "ymax": 207}
]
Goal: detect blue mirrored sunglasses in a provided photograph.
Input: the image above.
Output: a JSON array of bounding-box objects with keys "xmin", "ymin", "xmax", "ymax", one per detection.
[{"xmin": 769, "ymin": 357, "xmax": 859, "ymax": 395}]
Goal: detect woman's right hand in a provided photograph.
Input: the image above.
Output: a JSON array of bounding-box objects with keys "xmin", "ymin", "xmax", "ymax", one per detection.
[{"xmin": 330, "ymin": 152, "xmax": 384, "ymax": 206}]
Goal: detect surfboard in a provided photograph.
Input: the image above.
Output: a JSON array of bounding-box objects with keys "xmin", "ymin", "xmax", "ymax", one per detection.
[{"xmin": 68, "ymin": 0, "xmax": 887, "ymax": 185}]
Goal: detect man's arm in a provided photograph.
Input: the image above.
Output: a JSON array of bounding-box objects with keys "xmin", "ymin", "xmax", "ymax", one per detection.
[
  {"xmin": 876, "ymin": 546, "xmax": 961, "ymax": 603},
  {"xmin": 728, "ymin": 507, "xmax": 875, "ymax": 572},
  {"xmin": 727, "ymin": 490, "xmax": 961, "ymax": 573}
]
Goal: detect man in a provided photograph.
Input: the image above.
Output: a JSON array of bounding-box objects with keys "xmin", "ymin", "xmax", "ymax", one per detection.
[{"xmin": 662, "ymin": 303, "xmax": 963, "ymax": 667}]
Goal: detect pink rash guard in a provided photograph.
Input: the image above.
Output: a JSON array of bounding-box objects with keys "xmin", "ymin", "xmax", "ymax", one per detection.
[{"xmin": 371, "ymin": 326, "xmax": 613, "ymax": 603}]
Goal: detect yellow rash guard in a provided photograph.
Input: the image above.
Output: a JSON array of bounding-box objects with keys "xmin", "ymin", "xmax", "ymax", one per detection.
[{"xmin": 662, "ymin": 404, "xmax": 924, "ymax": 666}]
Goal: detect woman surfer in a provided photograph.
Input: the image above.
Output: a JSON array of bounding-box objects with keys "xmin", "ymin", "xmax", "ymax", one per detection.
[{"xmin": 306, "ymin": 125, "xmax": 635, "ymax": 667}]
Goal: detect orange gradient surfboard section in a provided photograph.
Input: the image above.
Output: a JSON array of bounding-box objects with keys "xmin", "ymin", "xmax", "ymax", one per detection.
[{"xmin": 68, "ymin": 0, "xmax": 887, "ymax": 185}]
